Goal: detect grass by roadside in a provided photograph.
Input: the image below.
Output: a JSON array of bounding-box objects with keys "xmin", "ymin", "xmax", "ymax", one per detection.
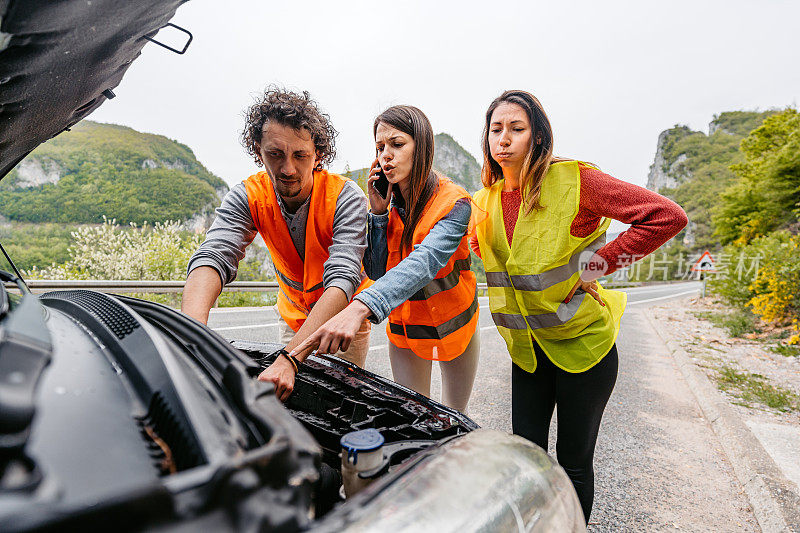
[
  {"xmin": 716, "ymin": 365, "xmax": 798, "ymax": 412},
  {"xmin": 685, "ymin": 302, "xmax": 800, "ymax": 414},
  {"xmin": 770, "ymin": 344, "xmax": 800, "ymax": 357},
  {"xmin": 692, "ymin": 309, "xmax": 760, "ymax": 338},
  {"xmin": 692, "ymin": 308, "xmax": 799, "ymax": 358}
]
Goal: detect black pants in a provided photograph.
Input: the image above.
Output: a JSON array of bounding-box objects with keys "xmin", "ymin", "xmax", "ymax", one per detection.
[{"xmin": 511, "ymin": 343, "xmax": 618, "ymax": 523}]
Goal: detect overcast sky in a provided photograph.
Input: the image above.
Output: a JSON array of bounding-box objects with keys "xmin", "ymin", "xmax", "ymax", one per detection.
[{"xmin": 92, "ymin": 0, "xmax": 800, "ymax": 190}]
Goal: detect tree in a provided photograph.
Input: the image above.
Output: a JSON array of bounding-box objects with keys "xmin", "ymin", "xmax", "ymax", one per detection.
[{"xmin": 713, "ymin": 109, "xmax": 800, "ymax": 244}]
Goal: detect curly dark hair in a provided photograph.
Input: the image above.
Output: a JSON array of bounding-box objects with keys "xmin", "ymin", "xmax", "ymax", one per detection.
[{"xmin": 241, "ymin": 86, "xmax": 337, "ymax": 171}]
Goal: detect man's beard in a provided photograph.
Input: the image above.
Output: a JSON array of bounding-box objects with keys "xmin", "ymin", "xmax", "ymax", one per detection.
[{"xmin": 274, "ymin": 174, "xmax": 302, "ymax": 198}]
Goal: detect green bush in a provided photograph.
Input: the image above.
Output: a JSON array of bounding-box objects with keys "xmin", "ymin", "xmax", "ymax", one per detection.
[
  {"xmin": 713, "ymin": 109, "xmax": 800, "ymax": 245},
  {"xmin": 21, "ymin": 218, "xmax": 276, "ymax": 308},
  {"xmin": 769, "ymin": 344, "xmax": 800, "ymax": 357},
  {"xmin": 707, "ymin": 110, "xmax": 800, "ymax": 326},
  {"xmin": 470, "ymin": 250, "xmax": 485, "ymax": 284},
  {"xmin": 709, "ymin": 231, "xmax": 800, "ymax": 324},
  {"xmin": 218, "ymin": 292, "xmax": 276, "ymax": 308},
  {"xmin": 25, "ymin": 217, "xmax": 201, "ymax": 281},
  {"xmin": 0, "ymin": 223, "xmax": 75, "ymax": 272}
]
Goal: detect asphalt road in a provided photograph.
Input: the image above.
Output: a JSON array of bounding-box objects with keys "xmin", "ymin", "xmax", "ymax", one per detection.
[
  {"xmin": 207, "ymin": 282, "xmax": 705, "ymax": 342},
  {"xmin": 208, "ymin": 281, "xmax": 758, "ymax": 530}
]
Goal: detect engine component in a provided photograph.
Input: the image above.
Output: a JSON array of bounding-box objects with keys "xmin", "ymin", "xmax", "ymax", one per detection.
[{"xmin": 340, "ymin": 429, "xmax": 385, "ymax": 497}]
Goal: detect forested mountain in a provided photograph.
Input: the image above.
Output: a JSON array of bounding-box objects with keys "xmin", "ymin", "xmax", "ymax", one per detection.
[
  {"xmin": 0, "ymin": 121, "xmax": 228, "ymax": 225},
  {"xmin": 646, "ymin": 111, "xmax": 777, "ymax": 251}
]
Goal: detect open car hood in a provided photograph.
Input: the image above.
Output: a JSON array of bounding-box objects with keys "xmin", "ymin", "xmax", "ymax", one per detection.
[{"xmin": 0, "ymin": 0, "xmax": 186, "ymax": 180}]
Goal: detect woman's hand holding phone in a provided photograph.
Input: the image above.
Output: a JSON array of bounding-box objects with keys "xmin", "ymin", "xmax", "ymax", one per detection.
[{"xmin": 367, "ymin": 158, "xmax": 392, "ymax": 215}]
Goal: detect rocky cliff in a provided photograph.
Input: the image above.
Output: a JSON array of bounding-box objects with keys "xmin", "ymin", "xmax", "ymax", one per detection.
[
  {"xmin": 433, "ymin": 133, "xmax": 481, "ymax": 191},
  {"xmin": 645, "ymin": 111, "xmax": 776, "ymax": 250},
  {"xmin": 341, "ymin": 133, "xmax": 481, "ymax": 194},
  {"xmin": 646, "ymin": 127, "xmax": 692, "ymax": 193}
]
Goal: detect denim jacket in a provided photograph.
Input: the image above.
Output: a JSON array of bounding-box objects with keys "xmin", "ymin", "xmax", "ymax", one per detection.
[{"xmin": 354, "ymin": 198, "xmax": 471, "ymax": 323}]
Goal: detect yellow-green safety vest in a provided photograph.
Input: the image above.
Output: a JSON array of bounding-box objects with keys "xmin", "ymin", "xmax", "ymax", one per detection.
[{"xmin": 473, "ymin": 161, "xmax": 627, "ymax": 373}]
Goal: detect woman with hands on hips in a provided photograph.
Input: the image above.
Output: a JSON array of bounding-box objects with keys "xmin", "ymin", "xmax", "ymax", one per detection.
[
  {"xmin": 290, "ymin": 105, "xmax": 480, "ymax": 413},
  {"xmin": 471, "ymin": 90, "xmax": 688, "ymax": 524}
]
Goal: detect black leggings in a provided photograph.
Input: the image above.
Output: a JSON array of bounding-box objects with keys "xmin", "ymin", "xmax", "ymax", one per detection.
[{"xmin": 511, "ymin": 343, "xmax": 618, "ymax": 523}]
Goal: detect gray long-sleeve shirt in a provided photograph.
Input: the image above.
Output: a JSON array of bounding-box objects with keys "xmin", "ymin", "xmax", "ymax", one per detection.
[{"xmin": 187, "ymin": 179, "xmax": 368, "ymax": 300}]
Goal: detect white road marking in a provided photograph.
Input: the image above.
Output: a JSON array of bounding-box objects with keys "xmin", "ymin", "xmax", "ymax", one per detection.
[
  {"xmin": 618, "ymin": 284, "xmax": 700, "ymax": 293},
  {"xmin": 627, "ymin": 289, "xmax": 699, "ymax": 305},
  {"xmin": 369, "ymin": 345, "xmax": 387, "ymax": 351},
  {"xmin": 210, "ymin": 286, "xmax": 695, "ymax": 335},
  {"xmin": 212, "ymin": 322, "xmax": 278, "ymax": 332}
]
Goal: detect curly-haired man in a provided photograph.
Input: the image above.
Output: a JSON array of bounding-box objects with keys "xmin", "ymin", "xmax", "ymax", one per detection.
[{"xmin": 182, "ymin": 87, "xmax": 371, "ymax": 400}]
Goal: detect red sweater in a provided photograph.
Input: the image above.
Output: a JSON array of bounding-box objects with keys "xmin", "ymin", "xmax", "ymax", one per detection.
[{"xmin": 470, "ymin": 165, "xmax": 688, "ymax": 277}]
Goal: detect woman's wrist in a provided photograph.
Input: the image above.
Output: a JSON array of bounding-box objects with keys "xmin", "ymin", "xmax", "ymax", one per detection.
[{"xmin": 349, "ymin": 299, "xmax": 374, "ymax": 321}]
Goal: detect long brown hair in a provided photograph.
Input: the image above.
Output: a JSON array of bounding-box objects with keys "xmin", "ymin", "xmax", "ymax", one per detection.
[
  {"xmin": 481, "ymin": 90, "xmax": 566, "ymax": 214},
  {"xmin": 374, "ymin": 105, "xmax": 438, "ymax": 252}
]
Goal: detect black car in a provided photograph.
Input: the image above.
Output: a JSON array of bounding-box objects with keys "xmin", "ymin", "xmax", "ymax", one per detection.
[{"xmin": 0, "ymin": 1, "xmax": 584, "ymax": 531}]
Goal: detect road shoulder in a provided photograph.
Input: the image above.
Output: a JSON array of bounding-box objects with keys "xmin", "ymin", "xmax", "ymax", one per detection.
[{"xmin": 645, "ymin": 307, "xmax": 800, "ymax": 532}]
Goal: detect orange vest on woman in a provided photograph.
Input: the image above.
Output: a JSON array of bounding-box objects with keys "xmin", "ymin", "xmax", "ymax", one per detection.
[
  {"xmin": 385, "ymin": 176, "xmax": 478, "ymax": 361},
  {"xmin": 244, "ymin": 169, "xmax": 371, "ymax": 332}
]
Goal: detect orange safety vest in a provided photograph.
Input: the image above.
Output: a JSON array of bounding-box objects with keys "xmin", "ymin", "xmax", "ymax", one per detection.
[
  {"xmin": 385, "ymin": 176, "xmax": 479, "ymax": 361},
  {"xmin": 244, "ymin": 169, "xmax": 371, "ymax": 332}
]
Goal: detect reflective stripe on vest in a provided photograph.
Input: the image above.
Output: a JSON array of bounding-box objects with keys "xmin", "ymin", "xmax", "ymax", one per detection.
[
  {"xmin": 485, "ymin": 233, "xmax": 606, "ymax": 291},
  {"xmin": 275, "ymin": 267, "xmax": 303, "ymax": 291},
  {"xmin": 491, "ymin": 292, "xmax": 586, "ymax": 330},
  {"xmin": 408, "ymin": 257, "xmax": 472, "ymax": 301},
  {"xmin": 306, "ymin": 281, "xmax": 324, "ymax": 293},
  {"xmin": 473, "ymin": 161, "xmax": 627, "ymax": 373},
  {"xmin": 384, "ymin": 176, "xmax": 479, "ymax": 361},
  {"xmin": 390, "ymin": 294, "xmax": 478, "ymax": 339}
]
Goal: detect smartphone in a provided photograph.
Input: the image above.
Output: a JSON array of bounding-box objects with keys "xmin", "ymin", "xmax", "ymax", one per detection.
[{"xmin": 373, "ymin": 165, "xmax": 390, "ymax": 199}]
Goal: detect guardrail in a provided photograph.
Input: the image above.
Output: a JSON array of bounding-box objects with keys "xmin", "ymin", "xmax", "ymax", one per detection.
[
  {"xmin": 2, "ymin": 280, "xmax": 646, "ymax": 296},
  {"xmin": 3, "ymin": 280, "xmax": 280, "ymax": 294},
  {"xmin": 2, "ymin": 280, "xmax": 494, "ymax": 295}
]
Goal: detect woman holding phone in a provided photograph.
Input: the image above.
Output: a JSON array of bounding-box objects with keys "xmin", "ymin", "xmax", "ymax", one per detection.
[
  {"xmin": 290, "ymin": 105, "xmax": 480, "ymax": 413},
  {"xmin": 471, "ymin": 90, "xmax": 687, "ymax": 522}
]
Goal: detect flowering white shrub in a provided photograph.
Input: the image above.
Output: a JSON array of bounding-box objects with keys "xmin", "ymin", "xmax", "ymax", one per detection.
[
  {"xmin": 24, "ymin": 217, "xmax": 273, "ymax": 308},
  {"xmin": 26, "ymin": 216, "xmax": 201, "ymax": 281}
]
